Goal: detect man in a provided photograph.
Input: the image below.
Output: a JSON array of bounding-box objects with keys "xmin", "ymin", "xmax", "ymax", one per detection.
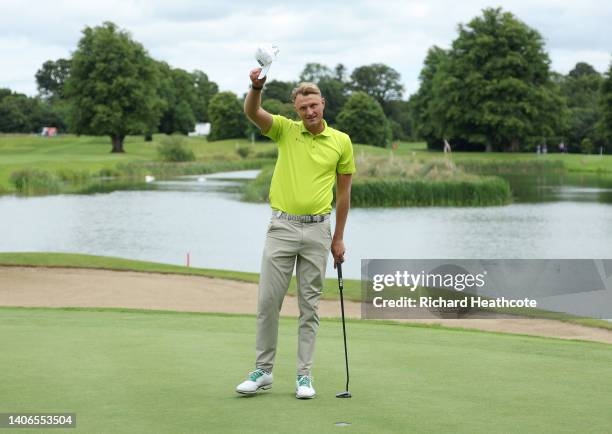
[{"xmin": 236, "ymin": 68, "xmax": 355, "ymax": 399}]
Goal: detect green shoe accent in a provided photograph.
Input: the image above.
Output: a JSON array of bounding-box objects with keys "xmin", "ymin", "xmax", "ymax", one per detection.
[
  {"xmin": 249, "ymin": 369, "xmax": 266, "ymax": 382},
  {"xmin": 297, "ymin": 375, "xmax": 312, "ymax": 387}
]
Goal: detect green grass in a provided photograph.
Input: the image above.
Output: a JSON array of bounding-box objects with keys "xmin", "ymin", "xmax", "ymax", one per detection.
[
  {"xmin": 383, "ymin": 142, "xmax": 612, "ymax": 174},
  {"xmin": 0, "ymin": 134, "xmax": 275, "ymax": 193},
  {"xmin": 0, "ymin": 307, "xmax": 611, "ymax": 433}
]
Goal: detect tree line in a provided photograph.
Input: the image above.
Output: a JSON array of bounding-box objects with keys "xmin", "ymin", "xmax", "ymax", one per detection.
[{"xmin": 1, "ymin": 8, "xmax": 611, "ymax": 153}]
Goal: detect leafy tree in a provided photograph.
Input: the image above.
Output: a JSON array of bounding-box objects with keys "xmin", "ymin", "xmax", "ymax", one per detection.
[
  {"xmin": 599, "ymin": 61, "xmax": 612, "ymax": 151},
  {"xmin": 384, "ymin": 99, "xmax": 414, "ymax": 140},
  {"xmin": 35, "ymin": 59, "xmax": 71, "ymax": 101},
  {"xmin": 350, "ymin": 63, "xmax": 404, "ymax": 112},
  {"xmin": 191, "ymin": 70, "xmax": 218, "ymax": 122},
  {"xmin": 64, "ymin": 22, "xmax": 162, "ymax": 153},
  {"xmin": 337, "ymin": 91, "xmax": 390, "ymax": 147},
  {"xmin": 0, "ymin": 88, "xmax": 67, "ymax": 133},
  {"xmin": 263, "ymin": 80, "xmax": 295, "ymax": 104},
  {"xmin": 262, "ymin": 98, "xmax": 296, "ymax": 120},
  {"xmin": 0, "ymin": 91, "xmax": 34, "ymax": 132},
  {"xmin": 208, "ymin": 91, "xmax": 247, "ymax": 141},
  {"xmin": 318, "ymin": 78, "xmax": 348, "ymax": 125},
  {"xmin": 558, "ymin": 62, "xmax": 603, "ymax": 151},
  {"xmin": 334, "ymin": 63, "xmax": 348, "ymax": 82},
  {"xmin": 299, "ymin": 63, "xmax": 334, "ymax": 83},
  {"xmin": 569, "ymin": 62, "xmax": 598, "ymax": 79},
  {"xmin": 418, "ymin": 8, "xmax": 565, "ymax": 151},
  {"xmin": 411, "ymin": 46, "xmax": 450, "ymax": 148},
  {"xmin": 157, "ymin": 65, "xmax": 196, "ymax": 135}
]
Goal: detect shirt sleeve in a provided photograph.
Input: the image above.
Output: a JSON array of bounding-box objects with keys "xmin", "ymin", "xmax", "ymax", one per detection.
[
  {"xmin": 262, "ymin": 115, "xmax": 291, "ymax": 144},
  {"xmin": 337, "ymin": 135, "xmax": 356, "ymax": 175}
]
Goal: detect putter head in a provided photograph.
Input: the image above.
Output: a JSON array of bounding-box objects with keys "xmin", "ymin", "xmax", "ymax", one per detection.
[{"xmin": 336, "ymin": 391, "xmax": 352, "ymax": 398}]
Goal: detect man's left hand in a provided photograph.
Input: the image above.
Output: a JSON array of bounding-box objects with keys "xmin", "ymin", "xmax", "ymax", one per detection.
[{"xmin": 331, "ymin": 238, "xmax": 345, "ymax": 268}]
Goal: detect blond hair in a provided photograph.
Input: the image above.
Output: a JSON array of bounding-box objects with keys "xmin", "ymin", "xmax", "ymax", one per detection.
[{"xmin": 291, "ymin": 82, "xmax": 322, "ymax": 102}]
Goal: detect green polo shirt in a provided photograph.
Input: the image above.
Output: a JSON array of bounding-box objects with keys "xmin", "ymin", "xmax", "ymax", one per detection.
[{"xmin": 263, "ymin": 115, "xmax": 356, "ymax": 215}]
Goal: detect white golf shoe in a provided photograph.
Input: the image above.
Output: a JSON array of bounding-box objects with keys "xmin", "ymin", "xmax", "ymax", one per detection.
[
  {"xmin": 236, "ymin": 369, "xmax": 273, "ymax": 395},
  {"xmin": 296, "ymin": 375, "xmax": 316, "ymax": 399}
]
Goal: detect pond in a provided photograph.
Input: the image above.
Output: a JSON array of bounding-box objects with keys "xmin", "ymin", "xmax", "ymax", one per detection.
[{"xmin": 1, "ymin": 170, "xmax": 611, "ymax": 279}]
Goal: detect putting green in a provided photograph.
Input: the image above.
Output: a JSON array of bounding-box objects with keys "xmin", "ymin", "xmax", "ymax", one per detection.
[{"xmin": 1, "ymin": 307, "xmax": 611, "ymax": 433}]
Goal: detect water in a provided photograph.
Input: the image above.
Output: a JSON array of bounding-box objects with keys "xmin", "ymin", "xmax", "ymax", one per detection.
[{"xmin": 1, "ymin": 170, "xmax": 611, "ymax": 279}]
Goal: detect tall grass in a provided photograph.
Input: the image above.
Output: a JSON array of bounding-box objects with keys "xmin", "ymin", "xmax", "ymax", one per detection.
[
  {"xmin": 456, "ymin": 159, "xmax": 564, "ymax": 174},
  {"xmin": 242, "ymin": 165, "xmax": 274, "ymax": 202},
  {"xmin": 9, "ymin": 169, "xmax": 63, "ymax": 195},
  {"xmin": 241, "ymin": 154, "xmax": 512, "ymax": 207},
  {"xmin": 350, "ymin": 177, "xmax": 511, "ymax": 207},
  {"xmin": 113, "ymin": 159, "xmax": 274, "ymax": 179}
]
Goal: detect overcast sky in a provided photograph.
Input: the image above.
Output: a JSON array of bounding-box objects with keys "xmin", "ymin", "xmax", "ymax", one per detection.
[{"xmin": 1, "ymin": 0, "xmax": 610, "ymax": 99}]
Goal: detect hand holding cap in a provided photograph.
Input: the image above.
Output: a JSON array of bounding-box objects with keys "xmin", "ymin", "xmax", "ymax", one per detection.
[{"xmin": 254, "ymin": 44, "xmax": 279, "ymax": 79}]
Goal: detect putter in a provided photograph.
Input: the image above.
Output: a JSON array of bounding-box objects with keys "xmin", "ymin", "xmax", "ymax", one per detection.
[{"xmin": 335, "ymin": 262, "xmax": 352, "ymax": 398}]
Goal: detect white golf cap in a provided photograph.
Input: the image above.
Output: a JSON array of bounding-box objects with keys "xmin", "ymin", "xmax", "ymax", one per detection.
[{"xmin": 255, "ymin": 44, "xmax": 279, "ymax": 79}]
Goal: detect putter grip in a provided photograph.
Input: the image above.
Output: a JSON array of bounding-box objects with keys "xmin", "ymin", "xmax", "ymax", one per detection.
[{"xmin": 337, "ymin": 262, "xmax": 343, "ymax": 279}]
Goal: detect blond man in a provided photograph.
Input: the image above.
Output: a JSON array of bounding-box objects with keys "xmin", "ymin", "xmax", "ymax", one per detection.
[{"xmin": 236, "ymin": 69, "xmax": 355, "ymax": 399}]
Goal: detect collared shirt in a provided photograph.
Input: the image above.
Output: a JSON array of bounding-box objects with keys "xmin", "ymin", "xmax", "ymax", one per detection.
[{"xmin": 263, "ymin": 115, "xmax": 356, "ymax": 215}]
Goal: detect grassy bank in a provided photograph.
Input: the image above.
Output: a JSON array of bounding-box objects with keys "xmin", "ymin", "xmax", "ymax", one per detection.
[
  {"xmin": 0, "ymin": 134, "xmax": 276, "ymax": 195},
  {"xmin": 1, "ymin": 307, "xmax": 611, "ymax": 433}
]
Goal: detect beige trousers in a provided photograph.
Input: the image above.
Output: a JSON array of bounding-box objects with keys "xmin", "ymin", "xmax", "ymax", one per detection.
[{"xmin": 255, "ymin": 212, "xmax": 332, "ymax": 376}]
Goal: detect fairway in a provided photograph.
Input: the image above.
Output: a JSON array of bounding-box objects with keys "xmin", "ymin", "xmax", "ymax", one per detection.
[{"xmin": 1, "ymin": 308, "xmax": 611, "ymax": 433}]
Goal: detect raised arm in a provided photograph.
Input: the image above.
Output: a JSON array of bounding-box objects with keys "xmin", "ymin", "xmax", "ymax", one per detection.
[{"xmin": 244, "ymin": 68, "xmax": 273, "ymax": 134}]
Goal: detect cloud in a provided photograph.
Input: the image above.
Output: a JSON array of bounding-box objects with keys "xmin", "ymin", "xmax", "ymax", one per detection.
[{"xmin": 1, "ymin": 0, "xmax": 610, "ymax": 98}]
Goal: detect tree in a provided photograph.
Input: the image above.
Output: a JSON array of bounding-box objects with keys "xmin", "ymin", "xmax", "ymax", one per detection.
[
  {"xmin": 263, "ymin": 80, "xmax": 295, "ymax": 104},
  {"xmin": 64, "ymin": 22, "xmax": 162, "ymax": 153},
  {"xmin": 411, "ymin": 46, "xmax": 450, "ymax": 148},
  {"xmin": 318, "ymin": 78, "xmax": 348, "ymax": 125},
  {"xmin": 350, "ymin": 63, "xmax": 404, "ymax": 112},
  {"xmin": 599, "ymin": 61, "xmax": 612, "ymax": 151},
  {"xmin": 0, "ymin": 91, "xmax": 34, "ymax": 132},
  {"xmin": 157, "ymin": 64, "xmax": 197, "ymax": 135},
  {"xmin": 559, "ymin": 63, "xmax": 603, "ymax": 151},
  {"xmin": 418, "ymin": 8, "xmax": 565, "ymax": 151},
  {"xmin": 191, "ymin": 70, "xmax": 218, "ymax": 122},
  {"xmin": 299, "ymin": 63, "xmax": 334, "ymax": 83},
  {"xmin": 334, "ymin": 63, "xmax": 348, "ymax": 82},
  {"xmin": 336, "ymin": 92, "xmax": 390, "ymax": 147},
  {"xmin": 385, "ymin": 99, "xmax": 414, "ymax": 140},
  {"xmin": 208, "ymin": 91, "xmax": 247, "ymax": 141},
  {"xmin": 35, "ymin": 59, "xmax": 71, "ymax": 101}
]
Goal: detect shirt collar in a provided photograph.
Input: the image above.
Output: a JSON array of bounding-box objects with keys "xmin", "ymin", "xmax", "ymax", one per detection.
[{"xmin": 300, "ymin": 119, "xmax": 331, "ymax": 137}]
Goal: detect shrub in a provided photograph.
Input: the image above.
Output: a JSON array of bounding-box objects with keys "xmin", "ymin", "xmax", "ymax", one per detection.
[
  {"xmin": 255, "ymin": 148, "xmax": 278, "ymax": 159},
  {"xmin": 157, "ymin": 135, "xmax": 195, "ymax": 162},
  {"xmin": 236, "ymin": 145, "xmax": 252, "ymax": 159},
  {"xmin": 581, "ymin": 138, "xmax": 593, "ymax": 154}
]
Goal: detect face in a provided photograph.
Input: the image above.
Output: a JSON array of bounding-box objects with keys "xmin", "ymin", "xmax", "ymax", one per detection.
[{"xmin": 294, "ymin": 93, "xmax": 325, "ymax": 129}]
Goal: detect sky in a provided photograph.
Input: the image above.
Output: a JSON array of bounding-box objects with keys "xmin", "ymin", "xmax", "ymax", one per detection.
[{"xmin": 1, "ymin": 0, "xmax": 610, "ymax": 99}]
